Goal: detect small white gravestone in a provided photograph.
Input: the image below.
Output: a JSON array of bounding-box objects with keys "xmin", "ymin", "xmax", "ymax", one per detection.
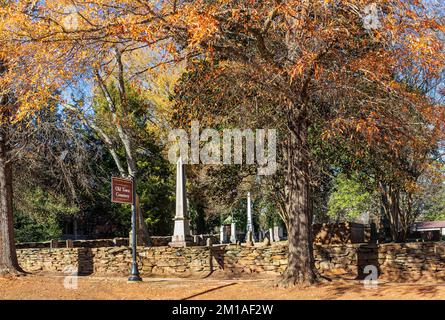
[
  {"xmin": 273, "ymin": 225, "xmax": 283, "ymax": 242},
  {"xmin": 230, "ymin": 222, "xmax": 237, "ymax": 243},
  {"xmin": 220, "ymin": 225, "xmax": 227, "ymax": 244}
]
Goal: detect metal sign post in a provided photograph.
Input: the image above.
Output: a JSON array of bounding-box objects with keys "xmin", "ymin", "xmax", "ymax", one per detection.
[
  {"xmin": 111, "ymin": 176, "xmax": 142, "ymax": 282},
  {"xmin": 128, "ymin": 175, "xmax": 142, "ymax": 282}
]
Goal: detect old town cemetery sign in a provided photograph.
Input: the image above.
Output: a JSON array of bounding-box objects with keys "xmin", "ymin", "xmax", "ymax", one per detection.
[{"xmin": 111, "ymin": 177, "xmax": 133, "ymax": 204}]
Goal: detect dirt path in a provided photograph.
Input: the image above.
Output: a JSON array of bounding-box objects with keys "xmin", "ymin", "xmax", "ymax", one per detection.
[{"xmin": 1, "ymin": 275, "xmax": 444, "ymax": 300}]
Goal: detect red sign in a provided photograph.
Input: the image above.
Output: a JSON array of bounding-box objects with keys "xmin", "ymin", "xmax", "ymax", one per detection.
[{"xmin": 111, "ymin": 177, "xmax": 133, "ymax": 204}]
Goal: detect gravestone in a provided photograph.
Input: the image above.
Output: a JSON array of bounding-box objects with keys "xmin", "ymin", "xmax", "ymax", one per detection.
[
  {"xmin": 220, "ymin": 225, "xmax": 228, "ymax": 244},
  {"xmin": 230, "ymin": 222, "xmax": 237, "ymax": 243},
  {"xmin": 50, "ymin": 239, "xmax": 58, "ymax": 249},
  {"xmin": 273, "ymin": 225, "xmax": 284, "ymax": 241},
  {"xmin": 66, "ymin": 240, "xmax": 74, "ymax": 248}
]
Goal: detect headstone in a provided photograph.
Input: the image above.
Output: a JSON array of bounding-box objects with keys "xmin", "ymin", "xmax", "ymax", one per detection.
[
  {"xmin": 50, "ymin": 239, "xmax": 58, "ymax": 249},
  {"xmin": 230, "ymin": 222, "xmax": 237, "ymax": 243},
  {"xmin": 269, "ymin": 227, "xmax": 274, "ymax": 242},
  {"xmin": 263, "ymin": 236, "xmax": 271, "ymax": 246},
  {"xmin": 66, "ymin": 239, "xmax": 74, "ymax": 248},
  {"xmin": 206, "ymin": 238, "xmax": 213, "ymax": 247},
  {"xmin": 273, "ymin": 225, "xmax": 284, "ymax": 241},
  {"xmin": 220, "ymin": 225, "xmax": 227, "ymax": 244},
  {"xmin": 169, "ymin": 157, "xmax": 194, "ymax": 247}
]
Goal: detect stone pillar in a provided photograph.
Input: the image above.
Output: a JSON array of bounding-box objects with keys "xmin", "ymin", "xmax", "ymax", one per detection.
[
  {"xmin": 169, "ymin": 157, "xmax": 194, "ymax": 247},
  {"xmin": 269, "ymin": 227, "xmax": 274, "ymax": 242},
  {"xmin": 230, "ymin": 222, "xmax": 237, "ymax": 243},
  {"xmin": 246, "ymin": 192, "xmax": 255, "ymax": 242}
]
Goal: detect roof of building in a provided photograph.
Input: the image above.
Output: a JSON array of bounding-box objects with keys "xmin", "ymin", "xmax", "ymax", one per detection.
[{"xmin": 415, "ymin": 221, "xmax": 445, "ymax": 229}]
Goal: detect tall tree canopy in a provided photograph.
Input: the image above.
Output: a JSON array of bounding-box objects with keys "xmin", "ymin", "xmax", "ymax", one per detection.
[{"xmin": 0, "ymin": 0, "xmax": 443, "ymax": 286}]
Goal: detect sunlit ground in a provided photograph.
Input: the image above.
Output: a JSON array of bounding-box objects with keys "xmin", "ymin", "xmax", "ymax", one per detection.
[{"xmin": 0, "ymin": 274, "xmax": 444, "ymax": 300}]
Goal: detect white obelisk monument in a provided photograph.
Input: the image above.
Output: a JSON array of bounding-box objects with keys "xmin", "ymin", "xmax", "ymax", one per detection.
[{"xmin": 169, "ymin": 157, "xmax": 193, "ymax": 247}]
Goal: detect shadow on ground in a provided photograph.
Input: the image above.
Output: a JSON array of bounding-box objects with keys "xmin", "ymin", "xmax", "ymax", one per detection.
[{"xmin": 181, "ymin": 283, "xmax": 238, "ymax": 300}]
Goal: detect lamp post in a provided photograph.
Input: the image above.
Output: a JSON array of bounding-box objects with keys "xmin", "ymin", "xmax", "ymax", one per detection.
[{"xmin": 128, "ymin": 174, "xmax": 142, "ymax": 282}]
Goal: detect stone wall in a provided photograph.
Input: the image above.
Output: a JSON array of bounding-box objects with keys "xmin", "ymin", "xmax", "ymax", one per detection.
[
  {"xmin": 15, "ymin": 235, "xmax": 218, "ymax": 249},
  {"xmin": 16, "ymin": 242, "xmax": 445, "ymax": 281},
  {"xmin": 15, "ymin": 238, "xmax": 130, "ymax": 249},
  {"xmin": 17, "ymin": 246, "xmax": 213, "ymax": 276},
  {"xmin": 313, "ymin": 222, "xmax": 372, "ymax": 244}
]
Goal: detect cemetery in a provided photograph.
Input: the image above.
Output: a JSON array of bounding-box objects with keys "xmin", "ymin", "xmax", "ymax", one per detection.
[
  {"xmin": 5, "ymin": 135, "xmax": 445, "ymax": 300},
  {"xmin": 1, "ymin": 0, "xmax": 445, "ymax": 303},
  {"xmin": 7, "ymin": 155, "xmax": 445, "ymax": 300}
]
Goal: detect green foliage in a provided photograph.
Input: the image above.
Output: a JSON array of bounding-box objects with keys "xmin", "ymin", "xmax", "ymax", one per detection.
[
  {"xmin": 327, "ymin": 173, "xmax": 376, "ymax": 222},
  {"xmin": 13, "ymin": 187, "xmax": 77, "ymax": 242},
  {"xmin": 257, "ymin": 198, "xmax": 281, "ymax": 230},
  {"xmin": 139, "ymin": 159, "xmax": 175, "ymax": 236},
  {"xmin": 13, "ymin": 210, "xmax": 62, "ymax": 243},
  {"xmin": 16, "ymin": 187, "xmax": 79, "ymax": 221}
]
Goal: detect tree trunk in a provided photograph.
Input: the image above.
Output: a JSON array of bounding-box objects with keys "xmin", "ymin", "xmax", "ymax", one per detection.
[
  {"xmin": 380, "ymin": 183, "xmax": 408, "ymax": 243},
  {"xmin": 0, "ymin": 129, "xmax": 22, "ymax": 275},
  {"xmin": 279, "ymin": 117, "xmax": 317, "ymax": 286},
  {"xmin": 136, "ymin": 195, "xmax": 150, "ymax": 246}
]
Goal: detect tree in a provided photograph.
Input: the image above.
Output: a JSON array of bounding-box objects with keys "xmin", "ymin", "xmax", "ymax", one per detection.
[
  {"xmin": 2, "ymin": 0, "xmax": 443, "ymax": 286},
  {"xmin": 0, "ymin": 59, "xmax": 21, "ymax": 274},
  {"xmin": 168, "ymin": 0, "xmax": 444, "ymax": 285}
]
